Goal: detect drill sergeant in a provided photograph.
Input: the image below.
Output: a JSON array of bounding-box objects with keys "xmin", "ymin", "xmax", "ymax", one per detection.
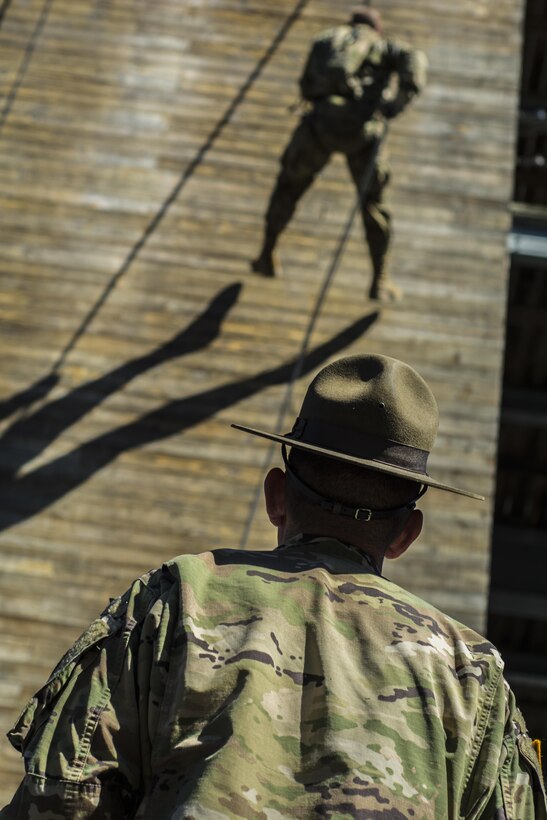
[
  {"xmin": 252, "ymin": 6, "xmax": 427, "ymax": 301},
  {"xmin": 2, "ymin": 354, "xmax": 546, "ymax": 817}
]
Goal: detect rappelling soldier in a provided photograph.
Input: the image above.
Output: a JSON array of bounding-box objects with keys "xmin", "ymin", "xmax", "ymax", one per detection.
[{"xmin": 252, "ymin": 6, "xmax": 427, "ymax": 301}]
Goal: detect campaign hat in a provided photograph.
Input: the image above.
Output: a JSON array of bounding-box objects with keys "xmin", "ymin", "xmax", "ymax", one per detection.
[{"xmin": 232, "ymin": 353, "xmax": 483, "ymax": 500}]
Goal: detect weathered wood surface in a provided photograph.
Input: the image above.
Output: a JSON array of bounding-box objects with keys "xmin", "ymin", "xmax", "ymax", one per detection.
[{"xmin": 0, "ymin": 0, "xmax": 523, "ymax": 799}]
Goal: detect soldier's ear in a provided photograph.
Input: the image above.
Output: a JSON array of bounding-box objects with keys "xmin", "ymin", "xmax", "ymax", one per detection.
[
  {"xmin": 384, "ymin": 509, "xmax": 423, "ymax": 560},
  {"xmin": 264, "ymin": 468, "xmax": 287, "ymax": 528}
]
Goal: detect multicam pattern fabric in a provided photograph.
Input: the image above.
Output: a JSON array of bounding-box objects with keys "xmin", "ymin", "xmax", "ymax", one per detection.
[
  {"xmin": 299, "ymin": 24, "xmax": 428, "ymax": 122},
  {"xmin": 2, "ymin": 535, "xmax": 546, "ymax": 818}
]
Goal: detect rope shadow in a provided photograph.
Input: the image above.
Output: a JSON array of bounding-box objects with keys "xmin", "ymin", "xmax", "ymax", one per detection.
[
  {"xmin": 0, "ymin": 0, "xmax": 309, "ymax": 406},
  {"xmin": 0, "ymin": 311, "xmax": 378, "ymax": 532},
  {"xmin": 0, "ymin": 0, "xmax": 13, "ymax": 28},
  {"xmin": 48, "ymin": 0, "xmax": 309, "ymax": 374},
  {"xmin": 0, "ymin": 0, "xmax": 54, "ymax": 130},
  {"xmin": 0, "ymin": 373, "xmax": 59, "ymax": 422}
]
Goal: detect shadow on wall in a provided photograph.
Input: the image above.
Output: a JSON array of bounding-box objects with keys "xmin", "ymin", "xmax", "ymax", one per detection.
[{"xmin": 0, "ymin": 282, "xmax": 378, "ymax": 532}]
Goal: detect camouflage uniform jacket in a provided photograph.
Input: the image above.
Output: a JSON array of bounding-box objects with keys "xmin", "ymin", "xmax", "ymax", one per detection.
[
  {"xmin": 299, "ymin": 24, "xmax": 427, "ymax": 133},
  {"xmin": 2, "ymin": 535, "xmax": 546, "ymax": 818}
]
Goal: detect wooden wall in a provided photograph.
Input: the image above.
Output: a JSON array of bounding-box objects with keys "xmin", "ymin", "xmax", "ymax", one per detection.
[{"xmin": 0, "ymin": 0, "xmax": 523, "ymax": 800}]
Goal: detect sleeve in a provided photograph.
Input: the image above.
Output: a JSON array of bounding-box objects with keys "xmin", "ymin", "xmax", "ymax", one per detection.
[
  {"xmin": 382, "ymin": 40, "xmax": 428, "ymax": 117},
  {"xmin": 0, "ymin": 565, "xmax": 179, "ymax": 819},
  {"xmin": 464, "ymin": 675, "xmax": 547, "ymax": 819},
  {"xmin": 298, "ymin": 37, "xmax": 325, "ymax": 102},
  {"xmin": 495, "ymin": 691, "xmax": 547, "ymax": 820}
]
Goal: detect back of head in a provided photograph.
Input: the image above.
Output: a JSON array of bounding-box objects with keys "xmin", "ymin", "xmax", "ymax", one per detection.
[
  {"xmin": 350, "ymin": 5, "xmax": 383, "ymax": 33},
  {"xmin": 234, "ymin": 352, "xmax": 482, "ymax": 531},
  {"xmin": 285, "ymin": 447, "xmax": 421, "ymax": 553}
]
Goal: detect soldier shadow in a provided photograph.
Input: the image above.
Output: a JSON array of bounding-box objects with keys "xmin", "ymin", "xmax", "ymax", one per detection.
[
  {"xmin": 0, "ymin": 373, "xmax": 60, "ymax": 422},
  {"xmin": 0, "ymin": 307, "xmax": 378, "ymax": 532},
  {"xmin": 0, "ymin": 282, "xmax": 243, "ymax": 481}
]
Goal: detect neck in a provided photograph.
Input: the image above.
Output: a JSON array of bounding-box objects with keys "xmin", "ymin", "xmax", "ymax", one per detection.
[{"xmin": 279, "ymin": 522, "xmax": 385, "ymax": 572}]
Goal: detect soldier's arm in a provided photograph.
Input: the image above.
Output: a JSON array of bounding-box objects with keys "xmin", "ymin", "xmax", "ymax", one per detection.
[
  {"xmin": 491, "ymin": 685, "xmax": 546, "ymax": 819},
  {"xmin": 381, "ymin": 41, "xmax": 428, "ymax": 118},
  {"xmin": 0, "ymin": 566, "xmax": 178, "ymax": 819},
  {"xmin": 465, "ymin": 676, "xmax": 546, "ymax": 819}
]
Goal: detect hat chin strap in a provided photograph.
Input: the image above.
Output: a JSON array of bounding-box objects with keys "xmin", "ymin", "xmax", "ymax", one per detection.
[{"xmin": 282, "ymin": 445, "xmax": 427, "ymax": 522}]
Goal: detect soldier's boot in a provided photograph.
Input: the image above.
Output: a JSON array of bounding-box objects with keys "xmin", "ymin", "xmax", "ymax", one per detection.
[
  {"xmin": 368, "ymin": 257, "xmax": 403, "ymax": 302},
  {"xmin": 251, "ymin": 232, "xmax": 280, "ymax": 278},
  {"xmin": 251, "ymin": 249, "xmax": 278, "ymax": 278}
]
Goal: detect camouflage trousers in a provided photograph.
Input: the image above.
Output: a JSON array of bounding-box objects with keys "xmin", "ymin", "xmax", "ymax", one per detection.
[{"xmin": 264, "ymin": 112, "xmax": 391, "ymax": 277}]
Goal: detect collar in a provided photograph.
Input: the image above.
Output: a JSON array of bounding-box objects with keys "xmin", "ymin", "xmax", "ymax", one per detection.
[{"xmin": 276, "ymin": 533, "xmax": 382, "ymax": 576}]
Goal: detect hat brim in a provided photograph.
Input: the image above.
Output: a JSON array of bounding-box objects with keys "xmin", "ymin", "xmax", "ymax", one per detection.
[{"xmin": 231, "ymin": 423, "xmax": 485, "ymax": 501}]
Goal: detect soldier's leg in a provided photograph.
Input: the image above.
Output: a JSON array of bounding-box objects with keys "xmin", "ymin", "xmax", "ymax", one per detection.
[
  {"xmin": 346, "ymin": 149, "xmax": 402, "ymax": 301},
  {"xmin": 252, "ymin": 117, "xmax": 330, "ymax": 277}
]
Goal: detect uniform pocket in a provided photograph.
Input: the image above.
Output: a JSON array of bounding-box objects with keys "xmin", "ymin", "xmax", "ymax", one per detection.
[
  {"xmin": 516, "ymin": 732, "xmax": 547, "ymax": 815},
  {"xmin": 500, "ymin": 708, "xmax": 547, "ymax": 819}
]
